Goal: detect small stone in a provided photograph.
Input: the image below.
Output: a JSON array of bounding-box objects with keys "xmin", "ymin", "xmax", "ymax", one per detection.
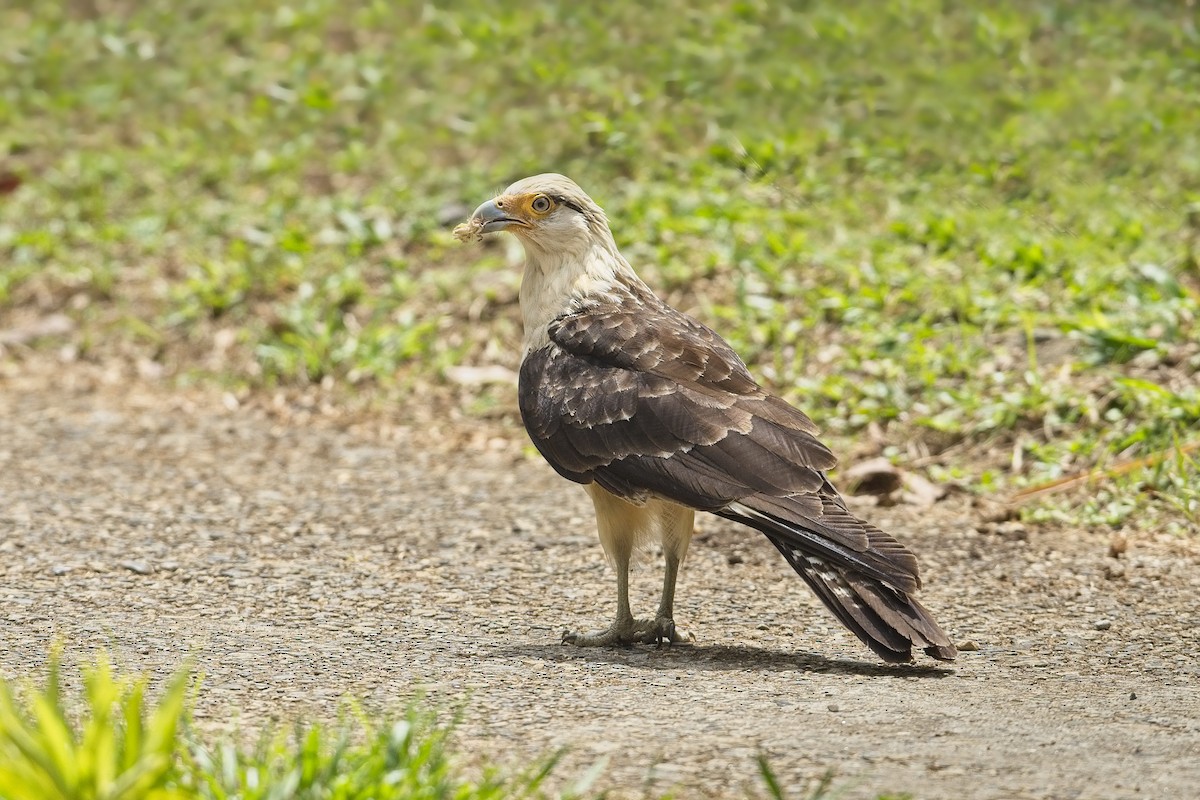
[
  {"xmin": 1108, "ymin": 533, "xmax": 1128, "ymax": 559},
  {"xmin": 973, "ymin": 497, "xmax": 1018, "ymax": 524},
  {"xmin": 1129, "ymin": 691, "xmax": 1137, "ymax": 700},
  {"xmin": 120, "ymin": 560, "xmax": 152, "ymax": 575},
  {"xmin": 827, "ymin": 703, "xmax": 840, "ymax": 712},
  {"xmin": 1104, "ymin": 560, "xmax": 1126, "ymax": 580},
  {"xmin": 957, "ymin": 640, "xmax": 980, "ymax": 652},
  {"xmin": 994, "ymin": 521, "xmax": 1028, "ymax": 540},
  {"xmin": 51, "ymin": 564, "xmax": 73, "ymax": 576},
  {"xmin": 1094, "ymin": 619, "xmax": 1112, "ymax": 631}
]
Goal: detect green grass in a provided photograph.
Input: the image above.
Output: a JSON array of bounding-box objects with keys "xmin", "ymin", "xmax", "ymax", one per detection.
[
  {"xmin": 0, "ymin": 651, "xmax": 569, "ymax": 800},
  {"xmin": 0, "ymin": 652, "xmax": 881, "ymax": 800},
  {"xmin": 0, "ymin": 652, "xmax": 187, "ymax": 799},
  {"xmin": 1, "ymin": 0, "xmax": 1198, "ymax": 528}
]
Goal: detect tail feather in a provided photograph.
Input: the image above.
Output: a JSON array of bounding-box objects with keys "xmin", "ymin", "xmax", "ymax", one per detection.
[
  {"xmin": 744, "ymin": 492, "xmax": 922, "ymax": 588},
  {"xmin": 721, "ymin": 497, "xmax": 956, "ymax": 663},
  {"xmin": 793, "ymin": 551, "xmax": 915, "ymax": 658},
  {"xmin": 852, "ymin": 575, "xmax": 957, "ymax": 661},
  {"xmin": 719, "ymin": 497, "xmax": 920, "ymax": 593}
]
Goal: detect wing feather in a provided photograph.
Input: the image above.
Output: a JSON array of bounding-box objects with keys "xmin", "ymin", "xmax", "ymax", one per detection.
[{"xmin": 522, "ymin": 290, "xmax": 835, "ymax": 502}]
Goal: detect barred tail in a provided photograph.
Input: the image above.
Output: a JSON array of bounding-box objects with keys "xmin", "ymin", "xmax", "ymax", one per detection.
[{"xmin": 719, "ymin": 497, "xmax": 957, "ymax": 663}]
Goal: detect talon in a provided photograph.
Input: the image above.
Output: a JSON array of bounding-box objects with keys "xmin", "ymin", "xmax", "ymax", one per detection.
[
  {"xmin": 630, "ymin": 616, "xmax": 689, "ymax": 647},
  {"xmin": 564, "ymin": 616, "xmax": 691, "ymax": 648},
  {"xmin": 562, "ymin": 625, "xmax": 628, "ymax": 647}
]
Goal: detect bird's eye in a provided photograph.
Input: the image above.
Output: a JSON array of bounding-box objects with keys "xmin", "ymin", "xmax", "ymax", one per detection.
[{"xmin": 531, "ymin": 195, "xmax": 552, "ymax": 214}]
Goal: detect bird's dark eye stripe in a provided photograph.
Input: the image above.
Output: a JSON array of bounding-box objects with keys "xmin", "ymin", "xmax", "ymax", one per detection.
[{"xmin": 552, "ymin": 195, "xmax": 586, "ymax": 215}]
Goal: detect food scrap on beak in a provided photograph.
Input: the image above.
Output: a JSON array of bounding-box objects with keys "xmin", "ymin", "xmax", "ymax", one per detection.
[
  {"xmin": 453, "ymin": 216, "xmax": 485, "ymax": 243},
  {"xmin": 453, "ymin": 197, "xmax": 525, "ymax": 242}
]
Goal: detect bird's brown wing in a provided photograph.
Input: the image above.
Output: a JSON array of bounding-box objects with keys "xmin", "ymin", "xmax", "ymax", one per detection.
[{"xmin": 521, "ymin": 291, "xmax": 833, "ymax": 499}]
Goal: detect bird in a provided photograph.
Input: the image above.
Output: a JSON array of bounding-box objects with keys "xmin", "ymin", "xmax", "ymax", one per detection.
[{"xmin": 456, "ymin": 173, "xmax": 956, "ymax": 663}]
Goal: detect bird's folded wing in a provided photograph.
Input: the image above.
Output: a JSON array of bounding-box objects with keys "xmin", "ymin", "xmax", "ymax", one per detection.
[{"xmin": 519, "ymin": 296, "xmax": 836, "ymax": 508}]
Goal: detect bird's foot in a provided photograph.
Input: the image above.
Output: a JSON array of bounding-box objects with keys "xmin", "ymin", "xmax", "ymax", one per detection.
[
  {"xmin": 561, "ymin": 625, "xmax": 629, "ymax": 647},
  {"xmin": 634, "ymin": 615, "xmax": 695, "ymax": 647},
  {"xmin": 562, "ymin": 616, "xmax": 694, "ymax": 648}
]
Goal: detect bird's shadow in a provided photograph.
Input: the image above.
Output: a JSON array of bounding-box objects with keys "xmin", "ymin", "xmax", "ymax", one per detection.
[{"xmin": 492, "ymin": 640, "xmax": 955, "ymax": 679}]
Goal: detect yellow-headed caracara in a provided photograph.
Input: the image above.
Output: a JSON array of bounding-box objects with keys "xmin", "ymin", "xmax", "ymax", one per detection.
[{"xmin": 457, "ymin": 174, "xmax": 956, "ymax": 663}]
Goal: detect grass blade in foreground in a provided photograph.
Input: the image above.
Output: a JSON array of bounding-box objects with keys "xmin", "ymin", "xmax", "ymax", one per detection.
[
  {"xmin": 0, "ymin": 654, "xmax": 566, "ymax": 800},
  {"xmin": 179, "ymin": 703, "xmax": 561, "ymax": 800},
  {"xmin": 0, "ymin": 649, "xmax": 189, "ymax": 800}
]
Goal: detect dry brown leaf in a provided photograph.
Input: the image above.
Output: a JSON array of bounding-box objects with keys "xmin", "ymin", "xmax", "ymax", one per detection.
[
  {"xmin": 0, "ymin": 314, "xmax": 75, "ymax": 345},
  {"xmin": 841, "ymin": 457, "xmax": 903, "ymax": 496},
  {"xmin": 900, "ymin": 470, "xmax": 948, "ymax": 507}
]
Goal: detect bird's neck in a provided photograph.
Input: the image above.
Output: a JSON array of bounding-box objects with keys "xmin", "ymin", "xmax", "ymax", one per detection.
[{"xmin": 518, "ymin": 234, "xmax": 641, "ymax": 356}]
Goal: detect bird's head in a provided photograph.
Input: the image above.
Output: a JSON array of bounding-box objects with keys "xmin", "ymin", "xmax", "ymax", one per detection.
[{"xmin": 461, "ymin": 173, "xmax": 610, "ymax": 255}]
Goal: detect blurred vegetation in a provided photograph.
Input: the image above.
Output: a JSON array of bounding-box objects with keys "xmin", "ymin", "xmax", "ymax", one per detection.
[
  {"xmin": 0, "ymin": 651, "xmax": 875, "ymax": 800},
  {"xmin": 0, "ymin": 650, "xmax": 567, "ymax": 799},
  {"xmin": 0, "ymin": 0, "xmax": 1197, "ymax": 529},
  {"xmin": 0, "ymin": 651, "xmax": 187, "ymax": 800}
]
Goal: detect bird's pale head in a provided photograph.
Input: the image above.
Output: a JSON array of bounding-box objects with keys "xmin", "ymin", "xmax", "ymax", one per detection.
[{"xmin": 459, "ymin": 173, "xmax": 610, "ymax": 253}]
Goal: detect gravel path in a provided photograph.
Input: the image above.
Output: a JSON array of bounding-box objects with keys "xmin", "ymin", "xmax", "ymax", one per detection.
[{"xmin": 2, "ymin": 359, "xmax": 1199, "ymax": 799}]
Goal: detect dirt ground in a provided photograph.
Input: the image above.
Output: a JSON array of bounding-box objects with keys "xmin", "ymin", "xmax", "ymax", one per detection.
[{"xmin": 2, "ymin": 355, "xmax": 1199, "ymax": 800}]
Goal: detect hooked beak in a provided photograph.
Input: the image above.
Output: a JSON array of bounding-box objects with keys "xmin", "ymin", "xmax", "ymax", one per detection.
[{"xmin": 470, "ymin": 198, "xmax": 526, "ymax": 234}]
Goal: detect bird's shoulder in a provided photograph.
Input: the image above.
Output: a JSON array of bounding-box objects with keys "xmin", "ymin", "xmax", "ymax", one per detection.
[{"xmin": 546, "ymin": 277, "xmax": 759, "ymax": 396}]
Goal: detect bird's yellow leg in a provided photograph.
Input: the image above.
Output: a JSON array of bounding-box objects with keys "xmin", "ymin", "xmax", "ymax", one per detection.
[
  {"xmin": 563, "ymin": 490, "xmax": 693, "ymax": 647},
  {"xmin": 563, "ymin": 486, "xmax": 647, "ymax": 646},
  {"xmin": 561, "ymin": 547, "xmax": 691, "ymax": 646},
  {"xmin": 640, "ymin": 505, "xmax": 695, "ymax": 645},
  {"xmin": 640, "ymin": 547, "xmax": 685, "ymax": 643},
  {"xmin": 562, "ymin": 546, "xmax": 640, "ymax": 646}
]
